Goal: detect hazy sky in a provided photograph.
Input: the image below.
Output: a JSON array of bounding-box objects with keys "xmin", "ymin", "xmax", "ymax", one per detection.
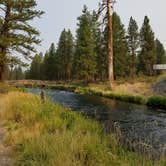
[{"xmin": 34, "ymin": 0, "xmax": 166, "ymax": 53}]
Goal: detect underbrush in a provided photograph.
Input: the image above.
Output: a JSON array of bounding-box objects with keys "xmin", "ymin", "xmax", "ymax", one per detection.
[{"xmin": 0, "ymin": 92, "xmax": 165, "ymax": 165}]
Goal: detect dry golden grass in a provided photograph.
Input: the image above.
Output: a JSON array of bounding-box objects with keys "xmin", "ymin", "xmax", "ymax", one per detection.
[{"xmin": 89, "ymin": 81, "xmax": 153, "ymax": 97}]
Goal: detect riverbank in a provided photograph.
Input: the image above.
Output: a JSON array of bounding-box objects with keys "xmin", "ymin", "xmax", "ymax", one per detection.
[
  {"xmin": 0, "ymin": 91, "xmax": 165, "ymax": 165},
  {"xmin": 75, "ymin": 86, "xmax": 166, "ymax": 110},
  {"xmin": 21, "ymin": 82, "xmax": 166, "ymax": 110}
]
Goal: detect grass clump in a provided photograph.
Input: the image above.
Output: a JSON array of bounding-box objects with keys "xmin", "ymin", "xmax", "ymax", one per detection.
[
  {"xmin": 0, "ymin": 91, "xmax": 164, "ymax": 165},
  {"xmin": 147, "ymin": 96, "xmax": 166, "ymax": 109},
  {"xmin": 105, "ymin": 93, "xmax": 145, "ymax": 104}
]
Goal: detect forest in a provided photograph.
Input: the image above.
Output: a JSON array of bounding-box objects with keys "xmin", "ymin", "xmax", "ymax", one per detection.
[{"xmin": 6, "ymin": 5, "xmax": 166, "ymax": 82}]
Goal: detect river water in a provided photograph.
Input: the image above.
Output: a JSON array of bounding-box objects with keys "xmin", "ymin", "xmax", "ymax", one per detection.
[{"xmin": 28, "ymin": 88, "xmax": 166, "ymax": 157}]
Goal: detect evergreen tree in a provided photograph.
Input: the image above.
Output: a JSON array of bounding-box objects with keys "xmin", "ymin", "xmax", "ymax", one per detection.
[
  {"xmin": 13, "ymin": 66, "xmax": 24, "ymax": 80},
  {"xmin": 7, "ymin": 56, "xmax": 27, "ymax": 80},
  {"xmin": 98, "ymin": 0, "xmax": 115, "ymax": 84},
  {"xmin": 43, "ymin": 43, "xmax": 57, "ymax": 80},
  {"xmin": 73, "ymin": 6, "xmax": 97, "ymax": 82},
  {"xmin": 57, "ymin": 29, "xmax": 74, "ymax": 81},
  {"xmin": 29, "ymin": 53, "xmax": 43, "ymax": 80},
  {"xmin": 92, "ymin": 11, "xmax": 107, "ymax": 81},
  {"xmin": 95, "ymin": 28, "xmax": 108, "ymax": 81},
  {"xmin": 127, "ymin": 17, "xmax": 139, "ymax": 78},
  {"xmin": 155, "ymin": 39, "xmax": 166, "ymax": 64},
  {"xmin": 155, "ymin": 39, "xmax": 166, "ymax": 74},
  {"xmin": 138, "ymin": 16, "xmax": 156, "ymax": 76},
  {"xmin": 0, "ymin": 0, "xmax": 44, "ymax": 81},
  {"xmin": 113, "ymin": 13, "xmax": 129, "ymax": 78}
]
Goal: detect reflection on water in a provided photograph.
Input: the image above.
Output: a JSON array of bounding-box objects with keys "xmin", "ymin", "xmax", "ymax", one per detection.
[{"xmin": 28, "ymin": 88, "xmax": 166, "ymax": 157}]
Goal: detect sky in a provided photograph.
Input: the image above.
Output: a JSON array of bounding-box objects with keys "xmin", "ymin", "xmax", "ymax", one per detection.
[{"xmin": 33, "ymin": 0, "xmax": 166, "ymax": 54}]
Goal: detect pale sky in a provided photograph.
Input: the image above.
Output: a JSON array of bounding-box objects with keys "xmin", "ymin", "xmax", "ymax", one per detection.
[{"xmin": 33, "ymin": 0, "xmax": 166, "ymax": 53}]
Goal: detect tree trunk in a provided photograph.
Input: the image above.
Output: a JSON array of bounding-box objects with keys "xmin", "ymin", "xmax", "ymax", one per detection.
[
  {"xmin": 0, "ymin": 4, "xmax": 11, "ymax": 82},
  {"xmin": 0, "ymin": 64, "xmax": 6, "ymax": 82},
  {"xmin": 107, "ymin": 0, "xmax": 114, "ymax": 85}
]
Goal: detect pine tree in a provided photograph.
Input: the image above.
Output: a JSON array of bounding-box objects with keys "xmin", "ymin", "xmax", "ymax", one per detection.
[
  {"xmin": 95, "ymin": 28, "xmax": 108, "ymax": 81},
  {"xmin": 138, "ymin": 16, "xmax": 156, "ymax": 76},
  {"xmin": 98, "ymin": 0, "xmax": 115, "ymax": 84},
  {"xmin": 57, "ymin": 29, "xmax": 74, "ymax": 81},
  {"xmin": 29, "ymin": 53, "xmax": 43, "ymax": 80},
  {"xmin": 73, "ymin": 6, "xmax": 96, "ymax": 82},
  {"xmin": 0, "ymin": 0, "xmax": 44, "ymax": 81},
  {"xmin": 113, "ymin": 13, "xmax": 129, "ymax": 78},
  {"xmin": 155, "ymin": 39, "xmax": 166, "ymax": 64},
  {"xmin": 155, "ymin": 39, "xmax": 166, "ymax": 75},
  {"xmin": 91, "ymin": 10, "xmax": 107, "ymax": 81},
  {"xmin": 127, "ymin": 17, "xmax": 139, "ymax": 78},
  {"xmin": 7, "ymin": 56, "xmax": 27, "ymax": 80},
  {"xmin": 42, "ymin": 52, "xmax": 49, "ymax": 80},
  {"xmin": 43, "ymin": 43, "xmax": 57, "ymax": 80},
  {"xmin": 13, "ymin": 66, "xmax": 24, "ymax": 80}
]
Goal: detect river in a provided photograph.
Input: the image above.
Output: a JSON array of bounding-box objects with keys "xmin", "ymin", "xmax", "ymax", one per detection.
[{"xmin": 28, "ymin": 88, "xmax": 166, "ymax": 157}]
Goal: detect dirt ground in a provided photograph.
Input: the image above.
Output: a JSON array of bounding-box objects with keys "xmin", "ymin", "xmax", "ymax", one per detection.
[{"xmin": 0, "ymin": 126, "xmax": 12, "ymax": 166}]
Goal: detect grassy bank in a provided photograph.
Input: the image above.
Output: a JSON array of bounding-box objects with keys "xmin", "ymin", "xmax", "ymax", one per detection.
[
  {"xmin": 75, "ymin": 86, "xmax": 146, "ymax": 105},
  {"xmin": 147, "ymin": 96, "xmax": 166, "ymax": 110},
  {"xmin": 0, "ymin": 91, "xmax": 165, "ymax": 165},
  {"xmin": 75, "ymin": 86, "xmax": 166, "ymax": 110},
  {"xmin": 22, "ymin": 82, "xmax": 166, "ymax": 109}
]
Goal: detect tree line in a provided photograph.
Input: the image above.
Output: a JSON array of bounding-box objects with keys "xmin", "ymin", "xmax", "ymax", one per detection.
[{"xmin": 26, "ymin": 6, "xmax": 166, "ymax": 82}]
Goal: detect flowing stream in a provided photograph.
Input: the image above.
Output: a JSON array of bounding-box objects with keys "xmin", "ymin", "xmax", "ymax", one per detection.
[{"xmin": 28, "ymin": 88, "xmax": 166, "ymax": 157}]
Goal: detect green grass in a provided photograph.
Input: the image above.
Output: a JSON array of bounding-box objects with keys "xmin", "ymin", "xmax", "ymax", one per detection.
[
  {"xmin": 147, "ymin": 96, "xmax": 166, "ymax": 109},
  {"xmin": 0, "ymin": 91, "xmax": 165, "ymax": 165},
  {"xmin": 75, "ymin": 86, "xmax": 145, "ymax": 104}
]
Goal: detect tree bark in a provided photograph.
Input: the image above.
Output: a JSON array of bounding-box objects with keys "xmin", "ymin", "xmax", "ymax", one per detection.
[
  {"xmin": 0, "ymin": 64, "xmax": 6, "ymax": 82},
  {"xmin": 107, "ymin": 0, "xmax": 114, "ymax": 85},
  {"xmin": 0, "ymin": 4, "xmax": 11, "ymax": 82}
]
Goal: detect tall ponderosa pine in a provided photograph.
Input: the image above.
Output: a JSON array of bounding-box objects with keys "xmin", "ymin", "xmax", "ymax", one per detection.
[
  {"xmin": 57, "ymin": 29, "xmax": 74, "ymax": 80},
  {"xmin": 113, "ymin": 13, "xmax": 129, "ymax": 78},
  {"xmin": 0, "ymin": 0, "xmax": 44, "ymax": 81},
  {"xmin": 127, "ymin": 17, "xmax": 139, "ymax": 78},
  {"xmin": 74, "ymin": 6, "xmax": 96, "ymax": 82},
  {"xmin": 98, "ymin": 0, "xmax": 115, "ymax": 84},
  {"xmin": 139, "ymin": 16, "xmax": 156, "ymax": 76}
]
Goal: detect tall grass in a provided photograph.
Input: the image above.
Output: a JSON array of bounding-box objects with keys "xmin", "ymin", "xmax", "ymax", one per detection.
[{"xmin": 0, "ymin": 92, "xmax": 165, "ymax": 165}]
